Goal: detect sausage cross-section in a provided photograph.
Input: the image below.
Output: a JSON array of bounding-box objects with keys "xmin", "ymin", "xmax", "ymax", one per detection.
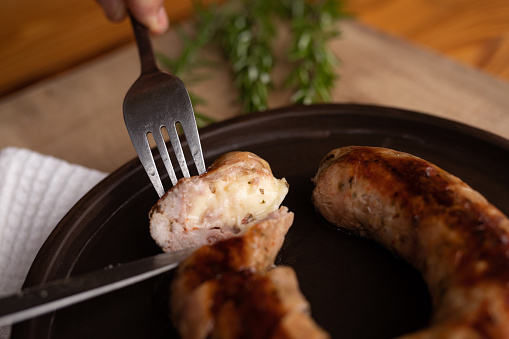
[{"xmin": 149, "ymin": 151, "xmax": 289, "ymax": 252}]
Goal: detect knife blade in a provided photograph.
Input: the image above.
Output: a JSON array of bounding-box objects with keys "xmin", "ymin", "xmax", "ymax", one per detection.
[{"xmin": 0, "ymin": 247, "xmax": 195, "ymax": 327}]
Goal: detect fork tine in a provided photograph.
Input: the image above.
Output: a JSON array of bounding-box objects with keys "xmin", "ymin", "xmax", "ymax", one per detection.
[
  {"xmin": 152, "ymin": 128, "xmax": 178, "ymax": 186},
  {"xmin": 167, "ymin": 123, "xmax": 190, "ymax": 178},
  {"xmin": 180, "ymin": 119, "xmax": 206, "ymax": 175},
  {"xmin": 130, "ymin": 132, "xmax": 166, "ymax": 197},
  {"xmin": 124, "ymin": 16, "xmax": 207, "ymax": 197}
]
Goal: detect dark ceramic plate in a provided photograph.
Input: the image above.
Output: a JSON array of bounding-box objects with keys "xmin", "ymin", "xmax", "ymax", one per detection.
[{"xmin": 12, "ymin": 104, "xmax": 509, "ymax": 339}]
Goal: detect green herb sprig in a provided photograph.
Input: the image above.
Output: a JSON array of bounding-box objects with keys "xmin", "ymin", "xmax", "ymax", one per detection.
[
  {"xmin": 283, "ymin": 0, "xmax": 344, "ymax": 104},
  {"xmin": 159, "ymin": 0, "xmax": 346, "ymax": 121},
  {"xmin": 219, "ymin": 0, "xmax": 277, "ymax": 113}
]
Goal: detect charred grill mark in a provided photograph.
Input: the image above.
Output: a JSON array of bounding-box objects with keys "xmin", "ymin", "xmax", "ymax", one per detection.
[
  {"xmin": 324, "ymin": 153, "xmax": 335, "ymax": 162},
  {"xmin": 451, "ymin": 203, "xmax": 509, "ymax": 285},
  {"xmin": 338, "ymin": 148, "xmax": 458, "ymax": 230},
  {"xmin": 210, "ymin": 271, "xmax": 286, "ymax": 338},
  {"xmin": 341, "ymin": 148, "xmax": 454, "ymax": 209},
  {"xmin": 338, "ymin": 147, "xmax": 509, "ymax": 286},
  {"xmin": 180, "ymin": 236, "xmax": 251, "ymax": 289}
]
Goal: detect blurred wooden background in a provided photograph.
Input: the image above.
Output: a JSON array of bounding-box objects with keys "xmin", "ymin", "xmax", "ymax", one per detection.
[{"xmin": 1, "ymin": 0, "xmax": 509, "ymax": 98}]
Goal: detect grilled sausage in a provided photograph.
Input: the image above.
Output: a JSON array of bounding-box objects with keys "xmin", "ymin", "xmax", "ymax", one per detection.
[
  {"xmin": 312, "ymin": 146, "xmax": 509, "ymax": 338},
  {"xmin": 170, "ymin": 207, "xmax": 329, "ymax": 339}
]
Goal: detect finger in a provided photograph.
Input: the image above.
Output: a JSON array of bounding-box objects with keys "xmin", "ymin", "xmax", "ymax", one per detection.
[
  {"xmin": 126, "ymin": 0, "xmax": 169, "ymax": 35},
  {"xmin": 96, "ymin": 0, "xmax": 127, "ymax": 22}
]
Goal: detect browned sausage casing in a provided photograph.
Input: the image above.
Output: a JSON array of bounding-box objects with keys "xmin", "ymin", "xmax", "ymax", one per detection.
[
  {"xmin": 171, "ymin": 207, "xmax": 330, "ymax": 339},
  {"xmin": 312, "ymin": 146, "xmax": 509, "ymax": 339}
]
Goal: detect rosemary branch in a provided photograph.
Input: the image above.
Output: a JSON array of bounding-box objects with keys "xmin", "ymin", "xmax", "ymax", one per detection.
[
  {"xmin": 219, "ymin": 0, "xmax": 277, "ymax": 113},
  {"xmin": 284, "ymin": 0, "xmax": 344, "ymax": 104},
  {"xmin": 158, "ymin": 0, "xmax": 346, "ymax": 120}
]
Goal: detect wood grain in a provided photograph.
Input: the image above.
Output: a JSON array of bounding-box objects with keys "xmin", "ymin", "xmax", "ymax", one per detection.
[
  {"xmin": 1, "ymin": 19, "xmax": 509, "ymax": 173},
  {"xmin": 0, "ymin": 0, "xmax": 196, "ymax": 97},
  {"xmin": 345, "ymin": 0, "xmax": 509, "ymax": 80},
  {"xmin": 1, "ymin": 0, "xmax": 509, "ymax": 97},
  {"xmin": 1, "ymin": 0, "xmax": 509, "ymax": 173}
]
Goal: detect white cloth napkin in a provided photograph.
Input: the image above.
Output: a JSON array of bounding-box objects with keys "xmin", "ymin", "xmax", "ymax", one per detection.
[{"xmin": 0, "ymin": 147, "xmax": 107, "ymax": 337}]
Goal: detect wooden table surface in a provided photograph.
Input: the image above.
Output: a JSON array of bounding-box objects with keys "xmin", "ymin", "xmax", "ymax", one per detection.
[
  {"xmin": 1, "ymin": 0, "xmax": 509, "ymax": 173},
  {"xmin": 2, "ymin": 0, "xmax": 509, "ymax": 97}
]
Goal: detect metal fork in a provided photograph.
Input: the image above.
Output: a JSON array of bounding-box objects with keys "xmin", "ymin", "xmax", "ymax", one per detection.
[{"xmin": 123, "ymin": 15, "xmax": 206, "ymax": 197}]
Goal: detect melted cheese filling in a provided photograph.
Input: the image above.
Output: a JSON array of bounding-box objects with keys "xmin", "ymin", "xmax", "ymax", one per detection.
[{"xmin": 186, "ymin": 174, "xmax": 288, "ymax": 229}]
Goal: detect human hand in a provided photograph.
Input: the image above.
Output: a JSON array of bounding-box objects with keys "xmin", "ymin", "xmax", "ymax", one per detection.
[{"xmin": 96, "ymin": 0, "xmax": 169, "ymax": 34}]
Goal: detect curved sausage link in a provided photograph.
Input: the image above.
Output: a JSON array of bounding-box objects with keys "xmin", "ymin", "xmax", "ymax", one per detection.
[{"xmin": 312, "ymin": 146, "xmax": 509, "ymax": 338}]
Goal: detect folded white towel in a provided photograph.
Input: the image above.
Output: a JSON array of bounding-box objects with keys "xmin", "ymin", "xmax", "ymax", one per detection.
[
  {"xmin": 0, "ymin": 147, "xmax": 107, "ymax": 337},
  {"xmin": 0, "ymin": 147, "xmax": 107, "ymax": 296}
]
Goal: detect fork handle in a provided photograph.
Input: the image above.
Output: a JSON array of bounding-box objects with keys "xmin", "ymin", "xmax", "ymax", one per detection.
[{"xmin": 129, "ymin": 14, "xmax": 159, "ymax": 74}]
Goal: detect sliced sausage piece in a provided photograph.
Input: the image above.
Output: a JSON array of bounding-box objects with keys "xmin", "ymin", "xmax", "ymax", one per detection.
[
  {"xmin": 149, "ymin": 151, "xmax": 289, "ymax": 252},
  {"xmin": 171, "ymin": 207, "xmax": 329, "ymax": 339}
]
